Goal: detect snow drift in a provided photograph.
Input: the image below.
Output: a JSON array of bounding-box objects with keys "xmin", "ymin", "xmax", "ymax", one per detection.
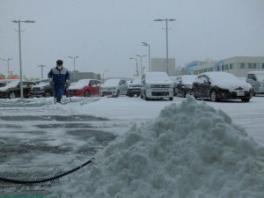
[{"xmin": 51, "ymin": 97, "xmax": 264, "ymax": 198}]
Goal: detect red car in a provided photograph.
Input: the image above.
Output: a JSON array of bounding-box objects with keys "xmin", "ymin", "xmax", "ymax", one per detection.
[{"xmin": 68, "ymin": 79, "xmax": 101, "ymax": 97}]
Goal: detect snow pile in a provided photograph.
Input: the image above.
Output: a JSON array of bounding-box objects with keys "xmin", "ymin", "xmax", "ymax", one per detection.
[{"xmin": 51, "ymin": 97, "xmax": 264, "ymax": 198}]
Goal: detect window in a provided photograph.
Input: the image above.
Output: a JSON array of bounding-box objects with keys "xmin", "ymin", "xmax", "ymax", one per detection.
[
  {"xmin": 224, "ymin": 64, "xmax": 229, "ymax": 70},
  {"xmin": 240, "ymin": 63, "xmax": 245, "ymax": 69},
  {"xmin": 253, "ymin": 63, "xmax": 257, "ymax": 69},
  {"xmin": 248, "ymin": 63, "xmax": 252, "ymax": 68},
  {"xmin": 229, "ymin": 64, "xmax": 233, "ymax": 70},
  {"xmin": 262, "ymin": 63, "xmax": 264, "ymax": 69}
]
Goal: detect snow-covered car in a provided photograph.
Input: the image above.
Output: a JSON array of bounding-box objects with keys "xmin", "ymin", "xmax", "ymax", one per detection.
[
  {"xmin": 141, "ymin": 72, "xmax": 174, "ymax": 100},
  {"xmin": 126, "ymin": 78, "xmax": 142, "ymax": 97},
  {"xmin": 0, "ymin": 80, "xmax": 35, "ymax": 99},
  {"xmin": 246, "ymin": 71, "xmax": 264, "ymax": 95},
  {"xmin": 193, "ymin": 72, "xmax": 254, "ymax": 102},
  {"xmin": 174, "ymin": 75, "xmax": 197, "ymax": 97},
  {"xmin": 31, "ymin": 79, "xmax": 53, "ymax": 97},
  {"xmin": 68, "ymin": 79, "xmax": 101, "ymax": 97},
  {"xmin": 100, "ymin": 79, "xmax": 128, "ymax": 97}
]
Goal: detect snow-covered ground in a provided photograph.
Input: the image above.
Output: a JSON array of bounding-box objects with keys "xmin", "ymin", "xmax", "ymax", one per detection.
[{"xmin": 0, "ymin": 96, "xmax": 264, "ymax": 197}]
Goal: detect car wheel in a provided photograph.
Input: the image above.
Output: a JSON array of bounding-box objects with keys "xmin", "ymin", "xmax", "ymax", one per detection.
[
  {"xmin": 84, "ymin": 92, "xmax": 91, "ymax": 97},
  {"xmin": 45, "ymin": 91, "xmax": 51, "ymax": 97},
  {"xmin": 169, "ymin": 97, "xmax": 173, "ymax": 101},
  {"xmin": 114, "ymin": 90, "xmax": 120, "ymax": 97},
  {"xmin": 210, "ymin": 90, "xmax": 217, "ymax": 102},
  {"xmin": 9, "ymin": 92, "xmax": 16, "ymax": 99},
  {"xmin": 193, "ymin": 90, "xmax": 198, "ymax": 99},
  {"xmin": 241, "ymin": 98, "xmax": 250, "ymax": 102}
]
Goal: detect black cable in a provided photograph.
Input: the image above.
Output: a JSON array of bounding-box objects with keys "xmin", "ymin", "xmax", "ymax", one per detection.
[{"xmin": 0, "ymin": 158, "xmax": 93, "ymax": 185}]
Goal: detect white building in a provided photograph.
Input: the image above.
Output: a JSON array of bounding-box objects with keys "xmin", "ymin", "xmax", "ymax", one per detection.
[{"xmin": 188, "ymin": 56, "xmax": 264, "ymax": 77}]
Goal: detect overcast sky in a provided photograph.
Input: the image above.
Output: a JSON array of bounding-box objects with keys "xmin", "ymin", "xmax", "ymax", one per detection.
[{"xmin": 0, "ymin": 0, "xmax": 264, "ymax": 79}]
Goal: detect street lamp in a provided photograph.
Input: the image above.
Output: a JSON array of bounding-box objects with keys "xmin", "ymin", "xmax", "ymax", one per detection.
[
  {"xmin": 68, "ymin": 56, "xmax": 79, "ymax": 72},
  {"xmin": 154, "ymin": 18, "xmax": 176, "ymax": 75},
  {"xmin": 129, "ymin": 57, "xmax": 139, "ymax": 76},
  {"xmin": 141, "ymin": 42, "xmax": 151, "ymax": 72},
  {"xmin": 38, "ymin": 65, "xmax": 46, "ymax": 80},
  {"xmin": 136, "ymin": 54, "xmax": 147, "ymax": 76},
  {"xmin": 0, "ymin": 57, "xmax": 12, "ymax": 77},
  {"xmin": 12, "ymin": 19, "xmax": 35, "ymax": 98}
]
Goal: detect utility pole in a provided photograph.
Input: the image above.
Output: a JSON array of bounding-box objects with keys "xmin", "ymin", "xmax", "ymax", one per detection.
[
  {"xmin": 136, "ymin": 54, "xmax": 147, "ymax": 76},
  {"xmin": 129, "ymin": 57, "xmax": 139, "ymax": 76},
  {"xmin": 154, "ymin": 18, "xmax": 176, "ymax": 75},
  {"xmin": 68, "ymin": 56, "xmax": 79, "ymax": 82},
  {"xmin": 38, "ymin": 65, "xmax": 46, "ymax": 80},
  {"xmin": 141, "ymin": 42, "xmax": 151, "ymax": 72},
  {"xmin": 12, "ymin": 19, "xmax": 35, "ymax": 98}
]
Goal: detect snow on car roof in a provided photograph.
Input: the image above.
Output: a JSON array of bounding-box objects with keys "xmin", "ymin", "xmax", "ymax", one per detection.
[
  {"xmin": 202, "ymin": 72, "xmax": 238, "ymax": 81},
  {"xmin": 0, "ymin": 80, "xmax": 20, "ymax": 91},
  {"xmin": 199, "ymin": 72, "xmax": 252, "ymax": 90},
  {"xmin": 69, "ymin": 79, "xmax": 94, "ymax": 89},
  {"xmin": 102, "ymin": 79, "xmax": 121, "ymax": 86}
]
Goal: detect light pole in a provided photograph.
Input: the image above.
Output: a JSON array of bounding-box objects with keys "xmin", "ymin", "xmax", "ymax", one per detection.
[
  {"xmin": 0, "ymin": 57, "xmax": 12, "ymax": 77},
  {"xmin": 38, "ymin": 65, "xmax": 46, "ymax": 80},
  {"xmin": 141, "ymin": 42, "xmax": 151, "ymax": 72},
  {"xmin": 68, "ymin": 56, "xmax": 79, "ymax": 72},
  {"xmin": 12, "ymin": 20, "xmax": 35, "ymax": 98},
  {"xmin": 68, "ymin": 56, "xmax": 79, "ymax": 82},
  {"xmin": 154, "ymin": 18, "xmax": 176, "ymax": 75},
  {"xmin": 129, "ymin": 57, "xmax": 139, "ymax": 76},
  {"xmin": 136, "ymin": 54, "xmax": 147, "ymax": 76}
]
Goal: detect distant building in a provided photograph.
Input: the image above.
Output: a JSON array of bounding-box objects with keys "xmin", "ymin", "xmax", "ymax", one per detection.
[
  {"xmin": 150, "ymin": 58, "xmax": 176, "ymax": 76},
  {"xmin": 215, "ymin": 56, "xmax": 264, "ymax": 77},
  {"xmin": 186, "ymin": 59, "xmax": 217, "ymax": 75},
  {"xmin": 186, "ymin": 56, "xmax": 264, "ymax": 77},
  {"xmin": 70, "ymin": 71, "xmax": 101, "ymax": 82}
]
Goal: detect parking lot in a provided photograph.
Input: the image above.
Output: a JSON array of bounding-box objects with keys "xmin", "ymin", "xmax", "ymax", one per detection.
[{"xmin": 0, "ymin": 95, "xmax": 264, "ymax": 196}]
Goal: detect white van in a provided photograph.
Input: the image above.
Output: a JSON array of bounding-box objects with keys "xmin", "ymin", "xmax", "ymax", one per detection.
[
  {"xmin": 141, "ymin": 72, "xmax": 174, "ymax": 100},
  {"xmin": 246, "ymin": 71, "xmax": 264, "ymax": 95}
]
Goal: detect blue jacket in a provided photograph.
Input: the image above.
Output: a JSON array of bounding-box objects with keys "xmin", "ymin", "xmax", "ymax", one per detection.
[{"xmin": 48, "ymin": 67, "xmax": 70, "ymax": 91}]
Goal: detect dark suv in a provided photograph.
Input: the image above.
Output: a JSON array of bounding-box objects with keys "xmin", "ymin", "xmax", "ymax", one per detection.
[
  {"xmin": 31, "ymin": 79, "xmax": 53, "ymax": 97},
  {"xmin": 0, "ymin": 80, "xmax": 35, "ymax": 98}
]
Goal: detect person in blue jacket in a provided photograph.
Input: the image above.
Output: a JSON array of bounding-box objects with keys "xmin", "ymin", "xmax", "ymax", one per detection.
[{"xmin": 48, "ymin": 59, "xmax": 70, "ymax": 103}]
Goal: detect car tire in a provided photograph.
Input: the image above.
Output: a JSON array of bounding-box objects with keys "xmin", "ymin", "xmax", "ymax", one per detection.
[
  {"xmin": 241, "ymin": 98, "xmax": 250, "ymax": 102},
  {"xmin": 9, "ymin": 92, "xmax": 16, "ymax": 99},
  {"xmin": 143, "ymin": 91, "xmax": 149, "ymax": 101},
  {"xmin": 193, "ymin": 90, "xmax": 198, "ymax": 99},
  {"xmin": 210, "ymin": 90, "xmax": 218, "ymax": 102},
  {"xmin": 169, "ymin": 97, "xmax": 173, "ymax": 101},
  {"xmin": 44, "ymin": 91, "xmax": 51, "ymax": 97},
  {"xmin": 114, "ymin": 90, "xmax": 120, "ymax": 97}
]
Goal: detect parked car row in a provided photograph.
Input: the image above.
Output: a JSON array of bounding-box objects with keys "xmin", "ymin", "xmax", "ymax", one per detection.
[{"xmin": 0, "ymin": 71, "xmax": 260, "ymax": 103}]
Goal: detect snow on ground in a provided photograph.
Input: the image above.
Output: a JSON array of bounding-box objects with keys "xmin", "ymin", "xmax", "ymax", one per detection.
[{"xmin": 0, "ymin": 96, "xmax": 264, "ymax": 196}]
